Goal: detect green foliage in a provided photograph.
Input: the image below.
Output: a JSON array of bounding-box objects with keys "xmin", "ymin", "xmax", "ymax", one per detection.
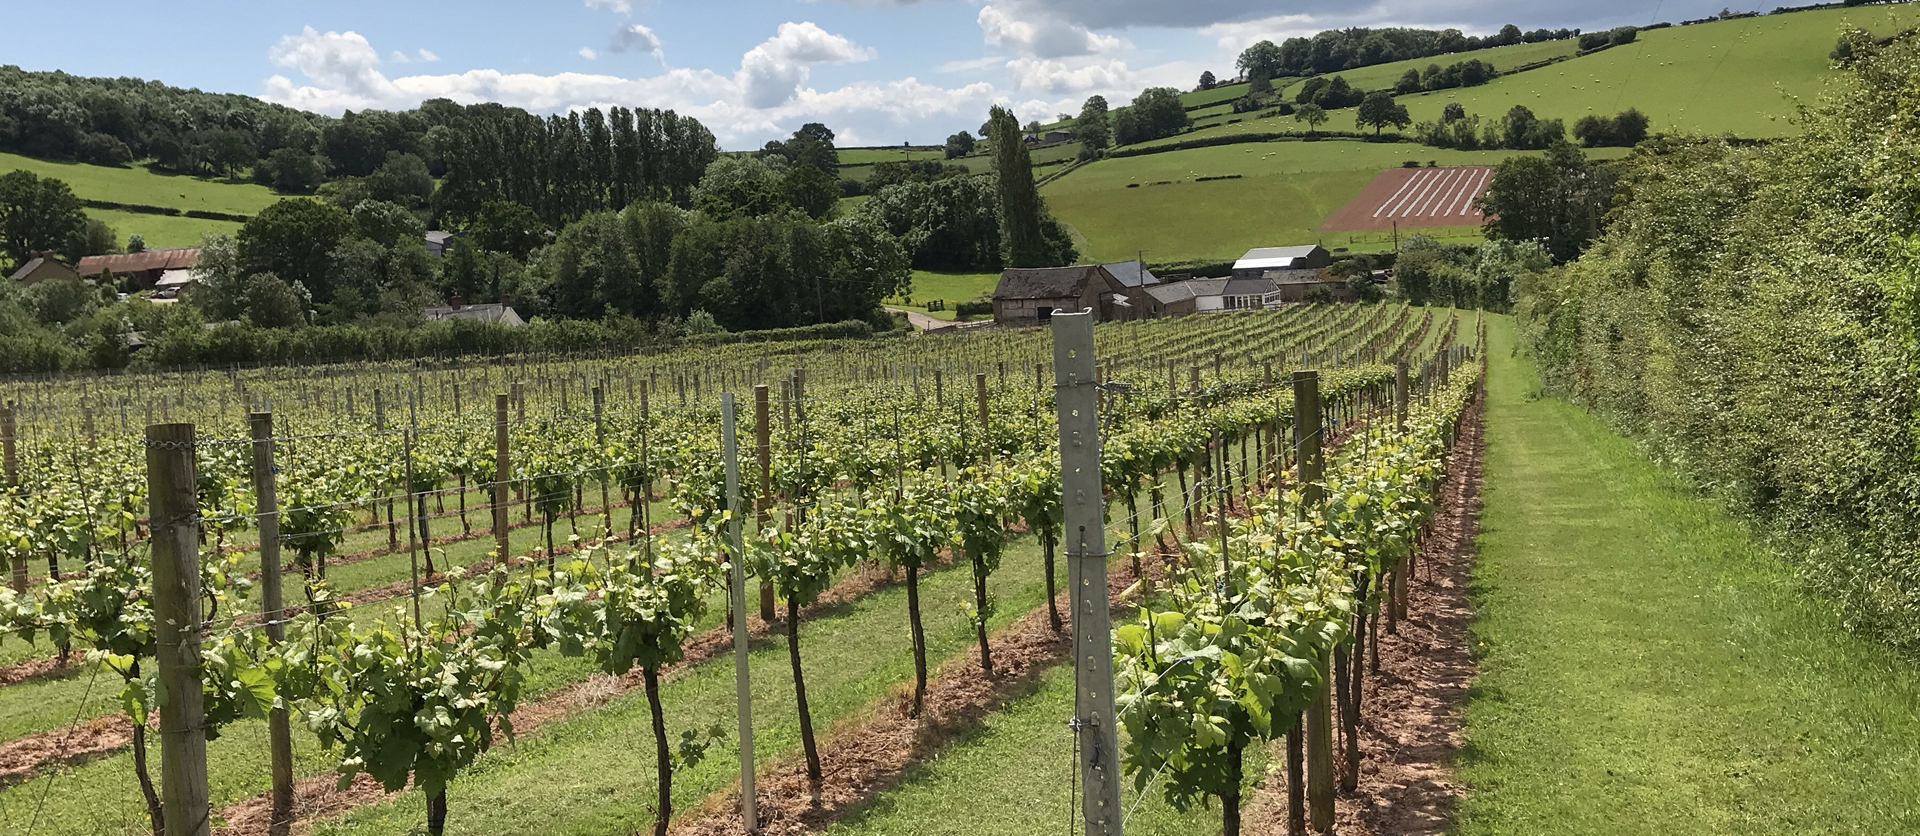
[
  {"xmin": 1514, "ymin": 34, "xmax": 1920, "ymax": 656},
  {"xmin": 944, "ymin": 131, "xmax": 976, "ymax": 160},
  {"xmin": 1114, "ymin": 88, "xmax": 1192, "ymax": 145},
  {"xmin": 1476, "ymin": 142, "xmax": 1612, "ymax": 263},
  {"xmin": 1355, "ymin": 91, "xmax": 1413, "ymax": 134},
  {"xmin": 1075, "ymin": 96, "xmax": 1112, "ymax": 157},
  {"xmin": 0, "ymin": 169, "xmax": 88, "ymax": 267},
  {"xmin": 989, "ymin": 106, "xmax": 1049, "ymax": 268},
  {"xmin": 238, "ymin": 198, "xmax": 355, "ymax": 303}
]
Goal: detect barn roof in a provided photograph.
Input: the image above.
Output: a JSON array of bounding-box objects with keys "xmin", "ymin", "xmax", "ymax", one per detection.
[
  {"xmin": 1143, "ymin": 282, "xmax": 1196, "ymax": 304},
  {"xmin": 1102, "ymin": 260, "xmax": 1161, "ymax": 288},
  {"xmin": 1234, "ymin": 245, "xmax": 1326, "ymax": 272},
  {"xmin": 992, "ymin": 265, "xmax": 1111, "ymax": 301},
  {"xmin": 77, "ymin": 247, "xmax": 201, "ymax": 275}
]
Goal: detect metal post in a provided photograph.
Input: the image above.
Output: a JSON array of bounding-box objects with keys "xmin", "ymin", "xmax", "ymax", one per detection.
[
  {"xmin": 147, "ymin": 423, "xmax": 210, "ymax": 836},
  {"xmin": 721, "ymin": 393, "xmax": 757, "ymax": 833},
  {"xmin": 248, "ymin": 413, "xmax": 294, "ymax": 836},
  {"xmin": 1292, "ymin": 371, "xmax": 1334, "ymax": 833},
  {"xmin": 1052, "ymin": 311, "xmax": 1122, "ymax": 836}
]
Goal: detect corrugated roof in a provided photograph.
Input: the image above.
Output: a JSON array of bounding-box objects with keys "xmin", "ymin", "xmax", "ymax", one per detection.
[
  {"xmin": 155, "ymin": 269, "xmax": 195, "ymax": 288},
  {"xmin": 77, "ymin": 247, "xmax": 201, "ymax": 275},
  {"xmin": 1101, "ymin": 261, "xmax": 1160, "ymax": 288},
  {"xmin": 1265, "ymin": 268, "xmax": 1333, "ymax": 286},
  {"xmin": 1234, "ymin": 245, "xmax": 1325, "ymax": 271},
  {"xmin": 992, "ymin": 265, "xmax": 1109, "ymax": 301}
]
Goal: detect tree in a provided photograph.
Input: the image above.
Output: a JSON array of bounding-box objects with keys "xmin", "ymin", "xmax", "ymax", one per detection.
[
  {"xmin": 782, "ymin": 163, "xmax": 841, "ymax": 219},
  {"xmin": 237, "ymin": 199, "xmax": 355, "ymax": 302},
  {"xmin": 1113, "ymin": 88, "xmax": 1191, "ymax": 145},
  {"xmin": 1237, "ymin": 40, "xmax": 1286, "ymax": 83},
  {"xmin": 125, "ymin": 233, "xmax": 145, "ymax": 253},
  {"xmin": 1198, "ymin": 71, "xmax": 1218, "ymax": 90},
  {"xmin": 693, "ymin": 154, "xmax": 786, "ymax": 221},
  {"xmin": 470, "ymin": 200, "xmax": 547, "ymax": 259},
  {"xmin": 1294, "ymin": 103, "xmax": 1329, "ymax": 133},
  {"xmin": 0, "ymin": 170, "xmax": 87, "ymax": 268},
  {"xmin": 944, "ymin": 131, "xmax": 976, "ymax": 159},
  {"xmin": 1356, "ymin": 91, "xmax": 1412, "ymax": 134},
  {"xmin": 1075, "ymin": 95, "xmax": 1111, "ymax": 157},
  {"xmin": 1395, "ymin": 69, "xmax": 1424, "ymax": 95},
  {"xmin": 1249, "ymin": 74, "xmax": 1273, "ymax": 99},
  {"xmin": 260, "ymin": 147, "xmax": 324, "ymax": 194},
  {"xmin": 242, "ymin": 272, "xmax": 309, "ymax": 327},
  {"xmin": 79, "ymin": 219, "xmax": 117, "ymax": 259},
  {"xmin": 1442, "ymin": 102, "xmax": 1467, "ymax": 123},
  {"xmin": 1476, "ymin": 141, "xmax": 1614, "ymax": 263},
  {"xmin": 988, "ymin": 106, "xmax": 1049, "ymax": 268},
  {"xmin": 366, "ymin": 152, "xmax": 434, "ymax": 207}
]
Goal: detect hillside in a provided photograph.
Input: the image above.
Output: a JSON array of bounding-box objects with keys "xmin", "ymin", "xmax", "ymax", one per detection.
[
  {"xmin": 1040, "ymin": 4, "xmax": 1916, "ymax": 265},
  {"xmin": 0, "ymin": 151, "xmax": 271, "ymax": 247}
]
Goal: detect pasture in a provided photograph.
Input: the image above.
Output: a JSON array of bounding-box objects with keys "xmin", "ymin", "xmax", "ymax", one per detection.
[
  {"xmin": 82, "ymin": 207, "xmax": 241, "ymax": 249},
  {"xmin": 1042, "ymin": 141, "xmax": 1592, "ymax": 263},
  {"xmin": 0, "ymin": 151, "xmax": 278, "ymax": 217}
]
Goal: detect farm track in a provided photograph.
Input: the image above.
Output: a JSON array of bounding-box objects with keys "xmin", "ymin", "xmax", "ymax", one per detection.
[{"xmin": 1245, "ymin": 381, "xmax": 1484, "ymax": 836}]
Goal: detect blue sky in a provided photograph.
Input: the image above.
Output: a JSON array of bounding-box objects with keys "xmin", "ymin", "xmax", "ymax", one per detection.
[{"xmin": 1, "ymin": 0, "xmax": 1747, "ymax": 149}]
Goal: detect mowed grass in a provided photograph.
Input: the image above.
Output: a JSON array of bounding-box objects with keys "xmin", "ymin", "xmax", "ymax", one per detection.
[
  {"xmin": 1462, "ymin": 317, "xmax": 1920, "ymax": 834},
  {"xmin": 1043, "ymin": 141, "xmax": 1552, "ymax": 263},
  {"xmin": 84, "ymin": 207, "xmax": 239, "ymax": 248},
  {"xmin": 890, "ymin": 270, "xmax": 1000, "ymax": 321},
  {"xmin": 0, "ymin": 151, "xmax": 279, "ymax": 217}
]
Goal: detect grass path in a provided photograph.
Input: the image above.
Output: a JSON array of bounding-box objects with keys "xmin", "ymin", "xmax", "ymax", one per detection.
[{"xmin": 1460, "ymin": 317, "xmax": 1920, "ymax": 835}]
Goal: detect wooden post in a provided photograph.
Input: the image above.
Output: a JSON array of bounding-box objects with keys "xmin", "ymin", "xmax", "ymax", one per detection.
[
  {"xmin": 934, "ymin": 369, "xmax": 944, "ymax": 406},
  {"xmin": 373, "ymin": 388, "xmax": 385, "ymax": 431},
  {"xmin": 2, "ymin": 403, "xmax": 20, "ymax": 592},
  {"xmin": 754, "ymin": 386, "xmax": 776, "ymax": 622},
  {"xmin": 248, "ymin": 413, "xmax": 295, "ymax": 836},
  {"xmin": 594, "ymin": 387, "xmax": 611, "ymax": 537},
  {"xmin": 493, "ymin": 395, "xmax": 510, "ymax": 560},
  {"xmin": 1293, "ymin": 371, "xmax": 1333, "ymax": 834},
  {"xmin": 974, "ymin": 373, "xmax": 990, "ymax": 463},
  {"xmin": 146, "ymin": 423, "xmax": 210, "ymax": 836}
]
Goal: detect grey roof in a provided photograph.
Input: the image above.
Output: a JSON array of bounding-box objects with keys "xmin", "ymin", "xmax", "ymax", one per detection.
[
  {"xmin": 7, "ymin": 257, "xmax": 49, "ymax": 283},
  {"xmin": 992, "ymin": 265, "xmax": 1110, "ymax": 301},
  {"xmin": 1234, "ymin": 245, "xmax": 1326, "ymax": 271},
  {"xmin": 1223, "ymin": 277, "xmax": 1278, "ymax": 296},
  {"xmin": 1101, "ymin": 261, "xmax": 1160, "ymax": 288},
  {"xmin": 1265, "ymin": 268, "xmax": 1333, "ymax": 286},
  {"xmin": 425, "ymin": 231, "xmax": 455, "ymax": 245},
  {"xmin": 423, "ymin": 303, "xmax": 526, "ymax": 326},
  {"xmin": 1143, "ymin": 282, "xmax": 1196, "ymax": 304},
  {"xmin": 1183, "ymin": 278, "xmax": 1229, "ymax": 298}
]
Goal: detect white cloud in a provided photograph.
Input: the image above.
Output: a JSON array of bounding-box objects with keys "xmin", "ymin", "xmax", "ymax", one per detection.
[
  {"xmin": 257, "ymin": 22, "xmax": 979, "ymax": 148},
  {"xmin": 978, "ymin": 4, "xmax": 1121, "ymax": 60},
  {"xmin": 390, "ymin": 51, "xmax": 410, "ymax": 64},
  {"xmin": 584, "ymin": 0, "xmax": 631, "ymax": 12},
  {"xmin": 579, "ymin": 46, "xmax": 598, "ymax": 60},
  {"xmin": 736, "ymin": 21, "xmax": 874, "ymax": 108},
  {"xmin": 268, "ymin": 27, "xmax": 399, "ymax": 102},
  {"xmin": 609, "ymin": 23, "xmax": 665, "ymax": 61},
  {"xmin": 417, "ymin": 48, "xmax": 439, "ymax": 62},
  {"xmin": 1005, "ymin": 58, "xmax": 1130, "ymax": 95},
  {"xmin": 938, "ymin": 56, "xmax": 1005, "ymax": 74}
]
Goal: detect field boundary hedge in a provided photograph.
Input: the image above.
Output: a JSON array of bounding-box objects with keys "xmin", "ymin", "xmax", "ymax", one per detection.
[{"xmin": 79, "ymin": 198, "xmax": 252, "ymax": 223}]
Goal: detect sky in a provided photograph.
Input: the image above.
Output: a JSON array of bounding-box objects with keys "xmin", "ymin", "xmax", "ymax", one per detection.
[{"xmin": 0, "ymin": 0, "xmax": 1752, "ymax": 150}]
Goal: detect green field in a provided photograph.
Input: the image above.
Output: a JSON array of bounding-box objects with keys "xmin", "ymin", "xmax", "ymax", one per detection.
[
  {"xmin": 0, "ymin": 151, "xmax": 278, "ymax": 217},
  {"xmin": 838, "ymin": 147, "xmax": 948, "ymax": 165},
  {"xmin": 890, "ymin": 270, "xmax": 1000, "ymax": 321},
  {"xmin": 84, "ymin": 208, "xmax": 240, "ymax": 249},
  {"xmin": 1043, "ymin": 141, "xmax": 1626, "ymax": 263},
  {"xmin": 1464, "ymin": 317, "xmax": 1920, "ymax": 834},
  {"xmin": 1151, "ymin": 6, "xmax": 1920, "ymax": 146}
]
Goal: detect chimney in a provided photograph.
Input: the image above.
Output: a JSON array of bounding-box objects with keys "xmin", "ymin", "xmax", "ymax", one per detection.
[{"xmin": 449, "ymin": 295, "xmax": 466, "ymax": 310}]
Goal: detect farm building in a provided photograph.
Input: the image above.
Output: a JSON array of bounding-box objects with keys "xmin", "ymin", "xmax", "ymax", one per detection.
[
  {"xmin": 1187, "ymin": 277, "xmax": 1283, "ymax": 313},
  {"xmin": 1267, "ymin": 269, "xmax": 1357, "ymax": 303},
  {"xmin": 990, "ymin": 264, "xmax": 1139, "ymax": 326},
  {"xmin": 1102, "ymin": 260, "xmax": 1162, "ymax": 289},
  {"xmin": 1232, "ymin": 245, "xmax": 1330, "ymax": 281},
  {"xmin": 77, "ymin": 247, "xmax": 201, "ymax": 291},
  {"xmin": 425, "ymin": 230, "xmax": 456, "ymax": 256},
  {"xmin": 423, "ymin": 299, "xmax": 526, "ymax": 326},
  {"xmin": 6, "ymin": 254, "xmax": 79, "ymax": 286},
  {"xmin": 1141, "ymin": 282, "xmax": 1199, "ymax": 317}
]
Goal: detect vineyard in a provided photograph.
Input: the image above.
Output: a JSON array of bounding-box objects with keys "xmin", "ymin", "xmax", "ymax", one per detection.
[{"xmin": 0, "ymin": 303, "xmax": 1483, "ymax": 836}]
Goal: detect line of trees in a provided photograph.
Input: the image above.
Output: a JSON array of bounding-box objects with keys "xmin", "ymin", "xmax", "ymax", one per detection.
[
  {"xmin": 1236, "ymin": 24, "xmax": 1579, "ymax": 82},
  {"xmin": 1414, "ymin": 104, "xmax": 1569, "ymax": 151}
]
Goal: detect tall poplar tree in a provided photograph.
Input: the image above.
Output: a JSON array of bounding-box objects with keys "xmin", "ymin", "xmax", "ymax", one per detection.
[{"xmin": 987, "ymin": 106, "xmax": 1047, "ymax": 268}]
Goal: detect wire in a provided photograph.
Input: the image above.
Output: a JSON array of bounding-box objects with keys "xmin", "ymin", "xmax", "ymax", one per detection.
[{"xmin": 27, "ymin": 664, "xmax": 100, "ymax": 836}]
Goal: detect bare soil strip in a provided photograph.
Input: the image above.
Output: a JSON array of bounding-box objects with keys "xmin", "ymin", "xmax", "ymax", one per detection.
[{"xmin": 1319, "ymin": 166, "xmax": 1493, "ymax": 232}]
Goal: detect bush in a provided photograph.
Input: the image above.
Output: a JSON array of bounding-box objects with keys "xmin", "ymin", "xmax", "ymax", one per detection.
[{"xmin": 954, "ymin": 300, "xmax": 993, "ymax": 319}]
